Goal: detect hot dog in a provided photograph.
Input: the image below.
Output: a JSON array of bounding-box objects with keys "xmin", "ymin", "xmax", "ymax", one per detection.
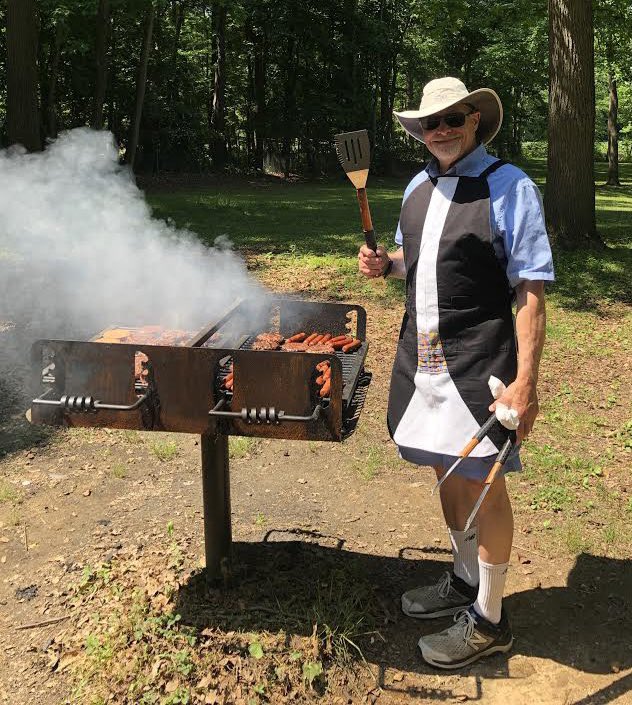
[
  {"xmin": 332, "ymin": 337, "xmax": 354, "ymax": 350},
  {"xmin": 320, "ymin": 333, "xmax": 332, "ymax": 343},
  {"xmin": 316, "ymin": 361, "xmax": 330, "ymax": 372},
  {"xmin": 319, "ymin": 379, "xmax": 331, "ymax": 398},
  {"xmin": 287, "ymin": 332, "xmax": 307, "ymax": 342},
  {"xmin": 309, "ymin": 334, "xmax": 324, "ymax": 346},
  {"xmin": 304, "ymin": 333, "xmax": 318, "ymax": 345},
  {"xmin": 342, "ymin": 339, "xmax": 362, "ymax": 353},
  {"xmin": 329, "ymin": 335, "xmax": 349, "ymax": 344}
]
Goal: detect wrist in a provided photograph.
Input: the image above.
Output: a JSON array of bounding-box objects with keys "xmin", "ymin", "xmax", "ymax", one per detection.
[{"xmin": 382, "ymin": 257, "xmax": 393, "ymax": 278}]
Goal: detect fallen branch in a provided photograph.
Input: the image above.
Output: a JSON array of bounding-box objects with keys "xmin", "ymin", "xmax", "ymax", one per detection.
[{"xmin": 16, "ymin": 615, "xmax": 69, "ymax": 630}]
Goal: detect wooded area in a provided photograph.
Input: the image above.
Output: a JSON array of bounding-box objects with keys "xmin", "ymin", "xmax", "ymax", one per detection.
[{"xmin": 1, "ymin": 0, "xmax": 631, "ymax": 246}]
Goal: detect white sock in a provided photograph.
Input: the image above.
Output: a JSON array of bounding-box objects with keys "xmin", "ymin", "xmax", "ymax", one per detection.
[
  {"xmin": 473, "ymin": 558, "xmax": 509, "ymax": 624},
  {"xmin": 448, "ymin": 526, "xmax": 479, "ymax": 587}
]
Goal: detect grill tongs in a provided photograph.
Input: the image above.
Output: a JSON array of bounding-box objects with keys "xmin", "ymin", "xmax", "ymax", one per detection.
[{"xmin": 463, "ymin": 438, "xmax": 513, "ymax": 531}]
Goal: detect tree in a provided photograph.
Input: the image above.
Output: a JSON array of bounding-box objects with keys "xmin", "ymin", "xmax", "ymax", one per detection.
[
  {"xmin": 209, "ymin": 0, "xmax": 227, "ymax": 169},
  {"xmin": 545, "ymin": 0, "xmax": 599, "ymax": 249},
  {"xmin": 6, "ymin": 0, "xmax": 41, "ymax": 151},
  {"xmin": 127, "ymin": 1, "xmax": 155, "ymax": 169},
  {"xmin": 92, "ymin": 0, "xmax": 111, "ymax": 129},
  {"xmin": 594, "ymin": 0, "xmax": 632, "ymax": 187}
]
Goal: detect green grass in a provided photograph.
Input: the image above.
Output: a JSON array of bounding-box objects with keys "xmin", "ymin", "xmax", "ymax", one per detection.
[
  {"xmin": 228, "ymin": 436, "xmax": 259, "ymax": 459},
  {"xmin": 150, "ymin": 439, "xmax": 179, "ymax": 462},
  {"xmin": 0, "ymin": 480, "xmax": 19, "ymax": 503},
  {"xmin": 148, "ymin": 160, "xmax": 632, "ymax": 311}
]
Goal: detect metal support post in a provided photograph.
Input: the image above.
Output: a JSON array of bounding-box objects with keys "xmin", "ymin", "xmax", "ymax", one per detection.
[{"xmin": 200, "ymin": 431, "xmax": 232, "ymax": 584}]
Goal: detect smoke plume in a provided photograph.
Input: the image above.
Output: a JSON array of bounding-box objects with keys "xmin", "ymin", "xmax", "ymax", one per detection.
[{"xmin": 0, "ymin": 128, "xmax": 268, "ymax": 418}]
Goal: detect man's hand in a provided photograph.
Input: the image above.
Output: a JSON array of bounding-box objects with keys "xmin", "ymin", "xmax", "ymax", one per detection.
[
  {"xmin": 358, "ymin": 244, "xmax": 389, "ymax": 278},
  {"xmin": 489, "ymin": 379, "xmax": 539, "ymax": 443}
]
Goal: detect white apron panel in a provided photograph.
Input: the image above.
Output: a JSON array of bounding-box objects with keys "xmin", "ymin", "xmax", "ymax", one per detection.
[
  {"xmin": 393, "ymin": 371, "xmax": 499, "ymax": 456},
  {"xmin": 394, "ymin": 176, "xmax": 500, "ymax": 456}
]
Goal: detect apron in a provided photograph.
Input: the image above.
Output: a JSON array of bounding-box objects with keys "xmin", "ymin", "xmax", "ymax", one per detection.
[{"xmin": 387, "ymin": 160, "xmax": 517, "ymax": 460}]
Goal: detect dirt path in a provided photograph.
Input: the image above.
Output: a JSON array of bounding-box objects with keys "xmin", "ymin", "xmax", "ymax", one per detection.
[{"xmin": 1, "ymin": 302, "xmax": 631, "ymax": 704}]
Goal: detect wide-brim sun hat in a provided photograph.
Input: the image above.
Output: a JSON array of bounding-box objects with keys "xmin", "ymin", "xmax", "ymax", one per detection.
[{"xmin": 393, "ymin": 77, "xmax": 503, "ymax": 145}]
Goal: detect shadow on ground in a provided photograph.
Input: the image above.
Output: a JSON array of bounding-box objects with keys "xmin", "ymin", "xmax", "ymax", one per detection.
[{"xmin": 175, "ymin": 532, "xmax": 632, "ymax": 702}]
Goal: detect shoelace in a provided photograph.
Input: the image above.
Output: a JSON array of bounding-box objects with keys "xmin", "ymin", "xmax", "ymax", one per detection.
[
  {"xmin": 452, "ymin": 608, "xmax": 477, "ymax": 645},
  {"xmin": 436, "ymin": 571, "xmax": 453, "ymax": 598}
]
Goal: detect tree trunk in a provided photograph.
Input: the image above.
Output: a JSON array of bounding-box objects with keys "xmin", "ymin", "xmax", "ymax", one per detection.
[
  {"xmin": 210, "ymin": 2, "xmax": 227, "ymax": 169},
  {"xmin": 46, "ymin": 22, "xmax": 63, "ymax": 139},
  {"xmin": 6, "ymin": 0, "xmax": 41, "ymax": 151},
  {"xmin": 92, "ymin": 0, "xmax": 111, "ymax": 130},
  {"xmin": 127, "ymin": 3, "xmax": 155, "ymax": 169},
  {"xmin": 606, "ymin": 70, "xmax": 620, "ymax": 186},
  {"xmin": 545, "ymin": 0, "xmax": 599, "ymax": 248},
  {"xmin": 253, "ymin": 20, "xmax": 266, "ymax": 172},
  {"xmin": 169, "ymin": 0, "xmax": 186, "ymax": 105}
]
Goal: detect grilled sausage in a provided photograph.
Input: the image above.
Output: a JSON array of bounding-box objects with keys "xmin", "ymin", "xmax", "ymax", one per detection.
[
  {"xmin": 342, "ymin": 339, "xmax": 362, "ymax": 353},
  {"xmin": 329, "ymin": 335, "xmax": 349, "ymax": 344},
  {"xmin": 309, "ymin": 334, "xmax": 324, "ymax": 346},
  {"xmin": 321, "ymin": 333, "xmax": 332, "ymax": 343},
  {"xmin": 332, "ymin": 337, "xmax": 354, "ymax": 350},
  {"xmin": 319, "ymin": 379, "xmax": 331, "ymax": 398},
  {"xmin": 287, "ymin": 332, "xmax": 307, "ymax": 342},
  {"xmin": 315, "ymin": 361, "xmax": 330, "ymax": 372},
  {"xmin": 304, "ymin": 333, "xmax": 318, "ymax": 345}
]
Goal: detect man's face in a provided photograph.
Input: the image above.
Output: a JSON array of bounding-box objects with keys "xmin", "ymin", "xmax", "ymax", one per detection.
[{"xmin": 421, "ymin": 103, "xmax": 481, "ymax": 166}]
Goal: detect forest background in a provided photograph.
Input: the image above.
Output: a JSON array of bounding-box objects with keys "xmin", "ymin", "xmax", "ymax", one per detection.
[{"xmin": 1, "ymin": 0, "xmax": 631, "ymax": 181}]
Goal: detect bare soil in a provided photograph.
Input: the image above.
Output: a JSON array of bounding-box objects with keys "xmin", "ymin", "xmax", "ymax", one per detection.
[{"xmin": 1, "ymin": 300, "xmax": 631, "ymax": 705}]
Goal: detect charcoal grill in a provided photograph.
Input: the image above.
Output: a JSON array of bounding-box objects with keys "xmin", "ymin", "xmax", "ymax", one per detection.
[{"xmin": 29, "ymin": 298, "xmax": 371, "ymax": 582}]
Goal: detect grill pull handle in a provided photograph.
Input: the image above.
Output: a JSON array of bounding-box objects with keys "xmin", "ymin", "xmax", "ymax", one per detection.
[
  {"xmin": 208, "ymin": 398, "xmax": 322, "ymax": 424},
  {"xmin": 32, "ymin": 391, "xmax": 150, "ymax": 413}
]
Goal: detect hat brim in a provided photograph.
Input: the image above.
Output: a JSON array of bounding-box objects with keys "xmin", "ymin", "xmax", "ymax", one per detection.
[{"xmin": 393, "ymin": 88, "xmax": 503, "ymax": 145}]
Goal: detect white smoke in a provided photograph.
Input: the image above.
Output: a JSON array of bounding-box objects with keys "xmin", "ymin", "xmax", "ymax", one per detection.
[
  {"xmin": 0, "ymin": 128, "xmax": 267, "ymax": 334},
  {"xmin": 0, "ymin": 128, "xmax": 272, "ymax": 419}
]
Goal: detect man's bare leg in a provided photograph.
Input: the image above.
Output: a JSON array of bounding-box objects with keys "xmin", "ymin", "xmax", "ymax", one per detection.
[{"xmin": 434, "ymin": 467, "xmax": 513, "ymax": 623}]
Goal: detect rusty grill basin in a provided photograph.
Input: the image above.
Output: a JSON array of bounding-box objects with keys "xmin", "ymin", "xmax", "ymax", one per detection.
[
  {"xmin": 28, "ymin": 297, "xmax": 372, "ymax": 583},
  {"xmin": 30, "ymin": 298, "xmax": 372, "ymax": 442}
]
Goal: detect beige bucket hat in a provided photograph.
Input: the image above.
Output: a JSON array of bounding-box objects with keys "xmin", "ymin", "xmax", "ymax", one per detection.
[{"xmin": 393, "ymin": 77, "xmax": 503, "ymax": 145}]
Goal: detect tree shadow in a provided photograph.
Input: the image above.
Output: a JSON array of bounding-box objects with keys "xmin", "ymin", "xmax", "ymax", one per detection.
[
  {"xmin": 174, "ymin": 533, "xmax": 631, "ymax": 702},
  {"xmin": 550, "ymin": 245, "xmax": 632, "ymax": 313}
]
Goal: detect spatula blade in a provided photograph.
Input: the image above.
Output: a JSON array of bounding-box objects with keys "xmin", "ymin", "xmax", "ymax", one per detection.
[{"xmin": 334, "ymin": 129, "xmax": 371, "ymax": 173}]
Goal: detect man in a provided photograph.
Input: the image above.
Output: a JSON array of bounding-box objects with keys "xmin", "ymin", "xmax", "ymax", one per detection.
[{"xmin": 358, "ymin": 77, "xmax": 553, "ymax": 669}]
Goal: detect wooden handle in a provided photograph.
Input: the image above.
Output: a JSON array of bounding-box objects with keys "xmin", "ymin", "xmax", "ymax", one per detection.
[
  {"xmin": 356, "ymin": 188, "xmax": 374, "ymax": 232},
  {"xmin": 484, "ymin": 461, "xmax": 503, "ymax": 485},
  {"xmin": 460, "ymin": 437, "xmax": 479, "ymax": 457}
]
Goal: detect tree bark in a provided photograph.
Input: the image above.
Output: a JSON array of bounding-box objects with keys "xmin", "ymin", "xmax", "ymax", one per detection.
[
  {"xmin": 210, "ymin": 1, "xmax": 227, "ymax": 169},
  {"xmin": 46, "ymin": 22, "xmax": 64, "ymax": 139},
  {"xmin": 545, "ymin": 0, "xmax": 599, "ymax": 248},
  {"xmin": 127, "ymin": 3, "xmax": 155, "ymax": 169},
  {"xmin": 6, "ymin": 0, "xmax": 41, "ymax": 151},
  {"xmin": 92, "ymin": 0, "xmax": 111, "ymax": 130},
  {"xmin": 606, "ymin": 70, "xmax": 620, "ymax": 186}
]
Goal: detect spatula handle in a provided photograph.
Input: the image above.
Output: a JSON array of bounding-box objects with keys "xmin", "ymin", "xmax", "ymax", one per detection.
[{"xmin": 356, "ymin": 188, "xmax": 377, "ymax": 252}]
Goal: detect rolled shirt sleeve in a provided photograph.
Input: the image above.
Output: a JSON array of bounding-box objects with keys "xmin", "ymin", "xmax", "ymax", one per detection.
[{"xmin": 497, "ymin": 177, "xmax": 555, "ymax": 288}]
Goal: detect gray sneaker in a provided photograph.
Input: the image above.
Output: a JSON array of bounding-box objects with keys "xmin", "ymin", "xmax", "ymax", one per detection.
[
  {"xmin": 418, "ymin": 606, "xmax": 513, "ymax": 669},
  {"xmin": 401, "ymin": 571, "xmax": 477, "ymax": 619}
]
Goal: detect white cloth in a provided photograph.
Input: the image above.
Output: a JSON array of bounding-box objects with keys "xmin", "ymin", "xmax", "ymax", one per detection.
[{"xmin": 488, "ymin": 376, "xmax": 520, "ymax": 430}]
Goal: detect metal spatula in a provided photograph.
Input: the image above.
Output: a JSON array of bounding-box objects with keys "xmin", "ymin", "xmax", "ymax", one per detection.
[{"xmin": 334, "ymin": 129, "xmax": 377, "ymax": 252}]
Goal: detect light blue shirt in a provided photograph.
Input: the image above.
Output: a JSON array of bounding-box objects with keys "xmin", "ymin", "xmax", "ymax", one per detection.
[{"xmin": 394, "ymin": 144, "xmax": 555, "ymax": 288}]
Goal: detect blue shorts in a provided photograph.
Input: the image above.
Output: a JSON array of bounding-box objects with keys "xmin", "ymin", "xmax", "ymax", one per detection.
[{"xmin": 398, "ymin": 444, "xmax": 522, "ymax": 481}]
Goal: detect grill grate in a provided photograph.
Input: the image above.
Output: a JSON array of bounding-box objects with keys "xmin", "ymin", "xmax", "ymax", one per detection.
[{"xmin": 236, "ymin": 336, "xmax": 367, "ymax": 404}]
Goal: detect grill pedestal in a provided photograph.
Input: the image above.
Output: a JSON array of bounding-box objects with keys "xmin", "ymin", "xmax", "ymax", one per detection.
[{"xmin": 201, "ymin": 430, "xmax": 232, "ymax": 583}]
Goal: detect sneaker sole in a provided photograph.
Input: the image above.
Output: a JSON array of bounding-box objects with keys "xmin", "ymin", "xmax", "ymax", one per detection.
[
  {"xmin": 401, "ymin": 603, "xmax": 471, "ymax": 620},
  {"xmin": 418, "ymin": 638, "xmax": 514, "ymax": 670}
]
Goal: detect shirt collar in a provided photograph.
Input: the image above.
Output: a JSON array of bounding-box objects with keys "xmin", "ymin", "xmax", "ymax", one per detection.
[{"xmin": 425, "ymin": 143, "xmax": 489, "ymax": 177}]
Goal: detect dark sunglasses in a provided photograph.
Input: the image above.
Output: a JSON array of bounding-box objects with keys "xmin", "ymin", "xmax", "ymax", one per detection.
[{"xmin": 419, "ymin": 110, "xmax": 475, "ymax": 131}]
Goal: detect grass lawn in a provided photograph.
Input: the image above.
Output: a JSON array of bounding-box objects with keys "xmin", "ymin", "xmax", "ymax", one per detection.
[{"xmin": 148, "ymin": 160, "xmax": 632, "ymax": 560}]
